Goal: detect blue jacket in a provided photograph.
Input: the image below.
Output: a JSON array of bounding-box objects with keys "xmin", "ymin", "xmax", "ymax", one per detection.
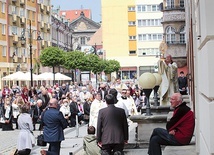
[{"xmin": 42, "ymin": 107, "xmax": 68, "ymax": 142}]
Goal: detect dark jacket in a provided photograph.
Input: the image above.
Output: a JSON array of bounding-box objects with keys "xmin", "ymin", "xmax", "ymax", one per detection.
[
  {"xmin": 97, "ymin": 89, "xmax": 108, "ymax": 100},
  {"xmin": 38, "ymin": 94, "xmax": 50, "ymax": 110},
  {"xmin": 32, "ymin": 105, "xmax": 42, "ymax": 124},
  {"xmin": 97, "ymin": 105, "xmax": 128, "ymax": 145},
  {"xmin": 41, "ymin": 107, "xmax": 68, "ymax": 142}
]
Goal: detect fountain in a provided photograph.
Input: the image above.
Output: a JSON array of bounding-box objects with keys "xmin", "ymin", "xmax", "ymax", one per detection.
[{"xmin": 129, "ymin": 72, "xmax": 169, "ymax": 143}]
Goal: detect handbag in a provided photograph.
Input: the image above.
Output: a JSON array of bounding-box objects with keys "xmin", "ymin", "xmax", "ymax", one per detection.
[
  {"xmin": 0, "ymin": 116, "xmax": 5, "ymax": 123},
  {"xmin": 83, "ymin": 114, "xmax": 89, "ymax": 120},
  {"xmin": 37, "ymin": 133, "xmax": 47, "ymax": 146},
  {"xmin": 29, "ymin": 130, "xmax": 36, "ymax": 147}
]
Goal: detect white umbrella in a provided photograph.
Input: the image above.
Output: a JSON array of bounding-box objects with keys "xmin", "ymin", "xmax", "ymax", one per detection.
[
  {"xmin": 24, "ymin": 72, "xmax": 39, "ymax": 81},
  {"xmin": 37, "ymin": 72, "xmax": 54, "ymax": 80},
  {"xmin": 1, "ymin": 71, "xmax": 25, "ymax": 81},
  {"xmin": 55, "ymin": 73, "xmax": 72, "ymax": 80}
]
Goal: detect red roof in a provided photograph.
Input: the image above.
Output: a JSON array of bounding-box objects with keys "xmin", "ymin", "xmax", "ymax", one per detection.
[{"xmin": 60, "ymin": 9, "xmax": 91, "ymax": 22}]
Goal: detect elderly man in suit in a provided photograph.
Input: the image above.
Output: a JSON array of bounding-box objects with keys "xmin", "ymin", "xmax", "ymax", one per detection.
[
  {"xmin": 97, "ymin": 94, "xmax": 128, "ymax": 155},
  {"xmin": 40, "ymin": 98, "xmax": 68, "ymax": 155}
]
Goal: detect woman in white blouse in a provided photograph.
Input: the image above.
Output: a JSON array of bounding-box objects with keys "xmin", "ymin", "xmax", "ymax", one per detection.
[{"xmin": 15, "ymin": 104, "xmax": 34, "ymax": 155}]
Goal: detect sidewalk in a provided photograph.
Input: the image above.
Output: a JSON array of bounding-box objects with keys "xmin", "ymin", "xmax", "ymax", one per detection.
[{"xmin": 31, "ymin": 124, "xmax": 88, "ymax": 155}]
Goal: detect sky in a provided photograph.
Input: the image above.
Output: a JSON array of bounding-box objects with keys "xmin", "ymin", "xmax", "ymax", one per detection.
[{"xmin": 51, "ymin": 0, "xmax": 101, "ymax": 22}]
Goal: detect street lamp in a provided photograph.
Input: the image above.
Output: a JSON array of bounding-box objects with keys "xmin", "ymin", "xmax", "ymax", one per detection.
[
  {"xmin": 20, "ymin": 20, "xmax": 42, "ymax": 87},
  {"xmin": 139, "ymin": 72, "xmax": 156, "ymax": 116}
]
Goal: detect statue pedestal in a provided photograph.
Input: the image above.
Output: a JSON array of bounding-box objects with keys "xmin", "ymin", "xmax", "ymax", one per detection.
[{"xmin": 130, "ymin": 114, "xmax": 167, "ymax": 142}]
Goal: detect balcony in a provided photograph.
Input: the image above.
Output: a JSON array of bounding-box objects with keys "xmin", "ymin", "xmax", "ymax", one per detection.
[
  {"xmin": 40, "ymin": 4, "xmax": 44, "ymax": 12},
  {"xmin": 41, "ymin": 40, "xmax": 45, "ymax": 47},
  {"xmin": 46, "ymin": 6, "xmax": 50, "ymax": 14},
  {"xmin": 162, "ymin": 10, "xmax": 185, "ymax": 23},
  {"xmin": 13, "ymin": 55, "xmax": 18, "ymax": 63},
  {"xmin": 12, "ymin": 14, "xmax": 17, "ymax": 23},
  {"xmin": 41, "ymin": 21, "xmax": 44, "ymax": 29},
  {"xmin": 47, "ymin": 23, "xmax": 50, "ymax": 31},
  {"xmin": 166, "ymin": 41, "xmax": 186, "ymax": 45},
  {"xmin": 22, "ymin": 56, "xmax": 26, "ymax": 63},
  {"xmin": 20, "ymin": 0, "xmax": 25, "ymax": 5},
  {"xmin": 47, "ymin": 41, "xmax": 51, "ymax": 47},
  {"xmin": 20, "ymin": 17, "xmax": 25, "ymax": 24},
  {"xmin": 13, "ymin": 35, "xmax": 19, "ymax": 44}
]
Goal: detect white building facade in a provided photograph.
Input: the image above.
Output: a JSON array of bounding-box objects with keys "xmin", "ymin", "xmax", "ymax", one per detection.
[{"xmin": 186, "ymin": 0, "xmax": 214, "ymax": 154}]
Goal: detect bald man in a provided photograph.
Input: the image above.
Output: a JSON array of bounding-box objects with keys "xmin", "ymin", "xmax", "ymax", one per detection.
[
  {"xmin": 41, "ymin": 98, "xmax": 68, "ymax": 155},
  {"xmin": 148, "ymin": 93, "xmax": 195, "ymax": 155}
]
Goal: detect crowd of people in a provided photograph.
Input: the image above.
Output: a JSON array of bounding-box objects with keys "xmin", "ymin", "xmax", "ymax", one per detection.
[
  {"xmin": 0, "ymin": 61, "xmax": 191, "ymax": 155},
  {"xmin": 0, "ymin": 79, "xmax": 145, "ymax": 155}
]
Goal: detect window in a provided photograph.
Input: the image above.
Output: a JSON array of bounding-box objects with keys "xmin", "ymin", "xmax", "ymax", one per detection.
[
  {"xmin": 142, "ymin": 5, "xmax": 146, "ymax": 11},
  {"xmin": 20, "ymin": 8, "xmax": 25, "ymax": 17},
  {"xmin": 152, "ymin": 5, "xmax": 157, "ymax": 11},
  {"xmin": 137, "ymin": 19, "xmax": 161, "ymax": 27},
  {"xmin": 12, "ymin": 6, "xmax": 17, "ymax": 14},
  {"xmin": 80, "ymin": 37, "xmax": 86, "ymax": 45},
  {"xmin": 129, "ymin": 36, "xmax": 136, "ymax": 40},
  {"xmin": 180, "ymin": 0, "xmax": 185, "ymax": 8},
  {"xmin": 166, "ymin": 26, "xmax": 176, "ymax": 43},
  {"xmin": 138, "ymin": 48, "xmax": 159, "ymax": 56},
  {"xmin": 166, "ymin": 0, "xmax": 175, "ymax": 9},
  {"xmin": 14, "ymin": 47, "xmax": 18, "ymax": 56},
  {"xmin": 147, "ymin": 5, "xmax": 151, "ymax": 11},
  {"xmin": 139, "ymin": 66, "xmax": 155, "ymax": 75},
  {"xmin": 120, "ymin": 71, "xmax": 137, "ymax": 80},
  {"xmin": 2, "ymin": 3, "xmax": 5, "ymax": 13},
  {"xmin": 138, "ymin": 20, "xmax": 142, "ymax": 26},
  {"xmin": 138, "ymin": 34, "xmax": 142, "ymax": 41},
  {"xmin": 2, "ymin": 24, "xmax": 6, "ymax": 35},
  {"xmin": 142, "ymin": 20, "xmax": 146, "ymax": 26},
  {"xmin": 32, "ymin": 12, "xmax": 35, "ymax": 21},
  {"xmin": 22, "ymin": 48, "xmax": 26, "ymax": 57},
  {"xmin": 129, "ymin": 51, "xmax": 136, "ymax": 54},
  {"xmin": 137, "ymin": 6, "xmax": 141, "ymax": 12},
  {"xmin": 27, "ymin": 10, "xmax": 30, "ymax": 19},
  {"xmin": 143, "ymin": 34, "xmax": 147, "ymax": 40},
  {"xmin": 138, "ymin": 34, "xmax": 163, "ymax": 41},
  {"xmin": 137, "ymin": 5, "xmax": 159, "ymax": 12},
  {"xmin": 2, "ymin": 46, "xmax": 6, "ymax": 57},
  {"xmin": 12, "ymin": 26, "xmax": 18, "ymax": 35},
  {"xmin": 180, "ymin": 26, "xmax": 186, "ymax": 43},
  {"xmin": 128, "ymin": 21, "xmax": 136, "ymax": 26},
  {"xmin": 128, "ymin": 6, "xmax": 135, "ymax": 11}
]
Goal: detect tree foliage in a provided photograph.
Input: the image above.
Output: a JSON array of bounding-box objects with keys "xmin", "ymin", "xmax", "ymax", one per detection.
[
  {"xmin": 63, "ymin": 51, "xmax": 85, "ymax": 70},
  {"xmin": 103, "ymin": 59, "xmax": 120, "ymax": 74},
  {"xmin": 40, "ymin": 47, "xmax": 64, "ymax": 67}
]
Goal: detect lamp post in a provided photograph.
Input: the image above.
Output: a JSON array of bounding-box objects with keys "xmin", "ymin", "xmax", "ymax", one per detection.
[
  {"xmin": 21, "ymin": 20, "xmax": 42, "ymax": 87},
  {"xmin": 153, "ymin": 73, "xmax": 162, "ymax": 106}
]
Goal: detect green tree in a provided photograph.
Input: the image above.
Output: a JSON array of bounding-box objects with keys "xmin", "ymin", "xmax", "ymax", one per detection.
[
  {"xmin": 103, "ymin": 59, "xmax": 120, "ymax": 74},
  {"xmin": 40, "ymin": 47, "xmax": 64, "ymax": 82},
  {"xmin": 84, "ymin": 54, "xmax": 104, "ymax": 73},
  {"xmin": 63, "ymin": 51, "xmax": 85, "ymax": 70}
]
